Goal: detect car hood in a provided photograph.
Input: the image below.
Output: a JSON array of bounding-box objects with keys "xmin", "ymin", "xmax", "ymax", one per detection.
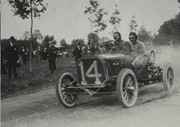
[
  {"xmin": 98, "ymin": 54, "xmax": 134, "ymax": 62},
  {"xmin": 97, "ymin": 53, "xmax": 135, "ymax": 76}
]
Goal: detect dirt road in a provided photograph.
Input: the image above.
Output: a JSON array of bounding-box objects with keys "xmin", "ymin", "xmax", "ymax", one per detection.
[{"xmin": 1, "ymin": 46, "xmax": 180, "ymax": 127}]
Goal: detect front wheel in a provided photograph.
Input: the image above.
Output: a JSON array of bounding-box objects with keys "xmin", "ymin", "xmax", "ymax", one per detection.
[
  {"xmin": 56, "ymin": 72, "xmax": 78, "ymax": 108},
  {"xmin": 162, "ymin": 64, "xmax": 175, "ymax": 92},
  {"xmin": 116, "ymin": 68, "xmax": 138, "ymax": 108}
]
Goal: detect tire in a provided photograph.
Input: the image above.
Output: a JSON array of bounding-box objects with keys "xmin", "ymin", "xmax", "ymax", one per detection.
[
  {"xmin": 116, "ymin": 68, "xmax": 138, "ymax": 108},
  {"xmin": 162, "ymin": 64, "xmax": 175, "ymax": 92},
  {"xmin": 56, "ymin": 72, "xmax": 78, "ymax": 108}
]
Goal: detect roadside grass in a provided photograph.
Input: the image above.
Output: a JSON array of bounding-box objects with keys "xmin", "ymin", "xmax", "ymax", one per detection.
[{"xmin": 1, "ymin": 57, "xmax": 76, "ymax": 99}]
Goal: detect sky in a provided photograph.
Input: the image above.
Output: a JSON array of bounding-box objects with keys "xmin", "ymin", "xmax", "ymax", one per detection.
[{"xmin": 1, "ymin": 0, "xmax": 180, "ymax": 44}]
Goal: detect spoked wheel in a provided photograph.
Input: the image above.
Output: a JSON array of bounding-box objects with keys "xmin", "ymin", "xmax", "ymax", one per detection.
[
  {"xmin": 117, "ymin": 68, "xmax": 138, "ymax": 108},
  {"xmin": 162, "ymin": 64, "xmax": 175, "ymax": 92},
  {"xmin": 56, "ymin": 72, "xmax": 78, "ymax": 108}
]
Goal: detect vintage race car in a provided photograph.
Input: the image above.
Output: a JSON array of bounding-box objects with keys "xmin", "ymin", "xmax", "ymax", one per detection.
[{"xmin": 56, "ymin": 41, "xmax": 175, "ymax": 108}]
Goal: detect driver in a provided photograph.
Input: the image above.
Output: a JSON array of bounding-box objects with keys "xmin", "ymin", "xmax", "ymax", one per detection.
[{"xmin": 113, "ymin": 32, "xmax": 131, "ymax": 55}]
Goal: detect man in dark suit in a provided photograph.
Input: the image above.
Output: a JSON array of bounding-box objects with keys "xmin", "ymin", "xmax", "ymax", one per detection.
[
  {"xmin": 5, "ymin": 36, "xmax": 19, "ymax": 78},
  {"xmin": 73, "ymin": 42, "xmax": 83, "ymax": 62},
  {"xmin": 48, "ymin": 41, "xmax": 58, "ymax": 74}
]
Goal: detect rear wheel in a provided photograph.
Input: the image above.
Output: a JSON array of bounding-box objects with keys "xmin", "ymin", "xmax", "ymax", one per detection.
[
  {"xmin": 56, "ymin": 72, "xmax": 78, "ymax": 108},
  {"xmin": 162, "ymin": 64, "xmax": 175, "ymax": 91},
  {"xmin": 116, "ymin": 68, "xmax": 138, "ymax": 108}
]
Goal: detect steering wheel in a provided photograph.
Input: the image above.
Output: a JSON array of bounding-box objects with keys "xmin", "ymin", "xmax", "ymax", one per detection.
[{"xmin": 105, "ymin": 40, "xmax": 118, "ymax": 54}]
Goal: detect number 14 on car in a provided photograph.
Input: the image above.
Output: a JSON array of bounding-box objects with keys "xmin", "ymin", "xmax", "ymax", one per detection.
[{"xmin": 78, "ymin": 60, "xmax": 102, "ymax": 85}]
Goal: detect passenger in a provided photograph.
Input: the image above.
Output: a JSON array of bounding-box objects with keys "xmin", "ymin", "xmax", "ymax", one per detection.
[
  {"xmin": 128, "ymin": 32, "xmax": 149, "ymax": 70},
  {"xmin": 113, "ymin": 32, "xmax": 131, "ymax": 55}
]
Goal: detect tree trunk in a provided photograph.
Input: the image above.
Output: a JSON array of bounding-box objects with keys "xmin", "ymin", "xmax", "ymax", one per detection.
[{"xmin": 30, "ymin": 0, "xmax": 33, "ymax": 72}]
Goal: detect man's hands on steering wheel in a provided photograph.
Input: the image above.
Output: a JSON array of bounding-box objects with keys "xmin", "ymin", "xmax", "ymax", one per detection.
[{"xmin": 105, "ymin": 40, "xmax": 118, "ymax": 54}]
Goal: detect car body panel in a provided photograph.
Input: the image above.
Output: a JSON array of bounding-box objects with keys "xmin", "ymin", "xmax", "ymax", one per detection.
[
  {"xmin": 76, "ymin": 55, "xmax": 107, "ymax": 88},
  {"xmin": 98, "ymin": 54, "xmax": 135, "ymax": 76},
  {"xmin": 76, "ymin": 54, "xmax": 136, "ymax": 88}
]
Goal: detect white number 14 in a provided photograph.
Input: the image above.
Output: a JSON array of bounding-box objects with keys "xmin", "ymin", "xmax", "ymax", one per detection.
[{"xmin": 78, "ymin": 60, "xmax": 102, "ymax": 85}]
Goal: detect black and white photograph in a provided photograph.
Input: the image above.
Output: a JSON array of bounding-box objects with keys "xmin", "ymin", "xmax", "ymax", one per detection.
[{"xmin": 1, "ymin": 0, "xmax": 180, "ymax": 127}]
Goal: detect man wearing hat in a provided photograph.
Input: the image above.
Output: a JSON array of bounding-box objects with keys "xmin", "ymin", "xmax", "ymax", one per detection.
[
  {"xmin": 47, "ymin": 41, "xmax": 58, "ymax": 74},
  {"xmin": 73, "ymin": 42, "xmax": 83, "ymax": 62},
  {"xmin": 5, "ymin": 36, "xmax": 19, "ymax": 78}
]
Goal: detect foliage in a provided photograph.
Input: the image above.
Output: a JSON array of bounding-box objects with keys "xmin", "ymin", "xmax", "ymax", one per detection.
[
  {"xmin": 60, "ymin": 39, "xmax": 70, "ymax": 49},
  {"xmin": 8, "ymin": 0, "xmax": 47, "ymax": 19},
  {"xmin": 71, "ymin": 39, "xmax": 85, "ymax": 48},
  {"xmin": 129, "ymin": 16, "xmax": 138, "ymax": 32},
  {"xmin": 138, "ymin": 25, "xmax": 153, "ymax": 44},
  {"xmin": 109, "ymin": 4, "xmax": 121, "ymax": 33},
  {"xmin": 22, "ymin": 30, "xmax": 43, "ymax": 50},
  {"xmin": 42, "ymin": 35, "xmax": 55, "ymax": 48},
  {"xmin": 87, "ymin": 32, "xmax": 99, "ymax": 45},
  {"xmin": 154, "ymin": 12, "xmax": 180, "ymax": 45},
  {"xmin": 22, "ymin": 30, "xmax": 43, "ymax": 42},
  {"xmin": 84, "ymin": 0, "xmax": 108, "ymax": 33}
]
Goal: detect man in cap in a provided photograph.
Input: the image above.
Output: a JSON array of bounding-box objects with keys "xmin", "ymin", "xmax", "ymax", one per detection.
[
  {"xmin": 5, "ymin": 36, "xmax": 19, "ymax": 78},
  {"xmin": 113, "ymin": 32, "xmax": 131, "ymax": 54}
]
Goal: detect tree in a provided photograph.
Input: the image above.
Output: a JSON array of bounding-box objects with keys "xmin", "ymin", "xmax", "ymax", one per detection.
[
  {"xmin": 129, "ymin": 16, "xmax": 138, "ymax": 32},
  {"xmin": 42, "ymin": 35, "xmax": 54, "ymax": 48},
  {"xmin": 109, "ymin": 4, "xmax": 121, "ymax": 33},
  {"xmin": 23, "ymin": 31, "xmax": 31, "ymax": 40},
  {"xmin": 87, "ymin": 32, "xmax": 99, "ymax": 45},
  {"xmin": 154, "ymin": 12, "xmax": 180, "ymax": 45},
  {"xmin": 60, "ymin": 39, "xmax": 67, "ymax": 48},
  {"xmin": 138, "ymin": 25, "xmax": 153, "ymax": 44},
  {"xmin": 22, "ymin": 30, "xmax": 43, "ymax": 42},
  {"xmin": 8, "ymin": 0, "xmax": 47, "ymax": 72},
  {"xmin": 84, "ymin": 0, "xmax": 108, "ymax": 34},
  {"xmin": 32, "ymin": 30, "xmax": 43, "ymax": 43},
  {"xmin": 71, "ymin": 39, "xmax": 85, "ymax": 48}
]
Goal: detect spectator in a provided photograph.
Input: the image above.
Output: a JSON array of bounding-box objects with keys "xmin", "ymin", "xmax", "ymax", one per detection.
[
  {"xmin": 85, "ymin": 42, "xmax": 92, "ymax": 56},
  {"xmin": 84, "ymin": 42, "xmax": 101, "ymax": 55},
  {"xmin": 42, "ymin": 47, "xmax": 48, "ymax": 60},
  {"xmin": 34, "ymin": 46, "xmax": 41, "ymax": 62},
  {"xmin": 1, "ymin": 48, "xmax": 7, "ymax": 74},
  {"xmin": 20, "ymin": 46, "xmax": 27, "ymax": 64},
  {"xmin": 48, "ymin": 41, "xmax": 58, "ymax": 74},
  {"xmin": 5, "ymin": 36, "xmax": 19, "ymax": 78},
  {"xmin": 73, "ymin": 42, "xmax": 83, "ymax": 62}
]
